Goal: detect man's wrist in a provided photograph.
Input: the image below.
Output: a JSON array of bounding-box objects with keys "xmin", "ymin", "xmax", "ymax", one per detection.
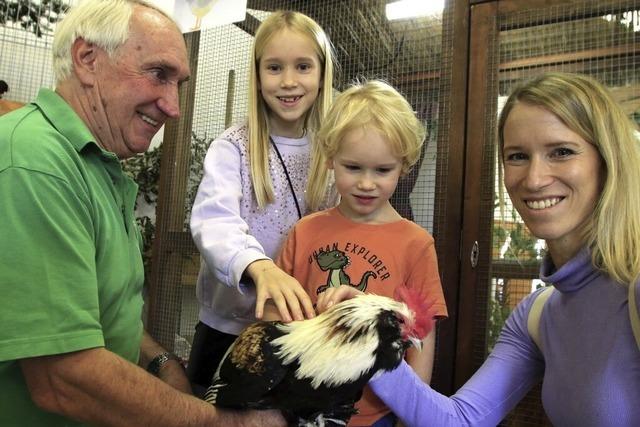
[{"xmin": 146, "ymin": 352, "xmax": 184, "ymax": 376}]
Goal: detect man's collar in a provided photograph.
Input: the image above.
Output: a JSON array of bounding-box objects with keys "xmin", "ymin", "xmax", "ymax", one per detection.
[{"xmin": 33, "ymin": 88, "xmax": 105, "ymax": 155}]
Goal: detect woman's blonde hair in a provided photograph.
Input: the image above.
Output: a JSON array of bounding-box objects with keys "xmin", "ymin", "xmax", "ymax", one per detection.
[
  {"xmin": 52, "ymin": 0, "xmax": 177, "ymax": 83},
  {"xmin": 247, "ymin": 11, "xmax": 335, "ymax": 211},
  {"xmin": 498, "ymin": 72, "xmax": 640, "ymax": 284},
  {"xmin": 313, "ymin": 79, "xmax": 425, "ymax": 179}
]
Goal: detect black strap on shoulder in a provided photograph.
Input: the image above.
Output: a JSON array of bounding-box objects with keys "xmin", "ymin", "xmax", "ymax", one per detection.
[{"xmin": 269, "ymin": 136, "xmax": 302, "ymax": 219}]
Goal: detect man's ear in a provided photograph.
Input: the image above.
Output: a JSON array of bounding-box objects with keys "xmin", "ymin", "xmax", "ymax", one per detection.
[{"xmin": 71, "ymin": 38, "xmax": 100, "ymax": 85}]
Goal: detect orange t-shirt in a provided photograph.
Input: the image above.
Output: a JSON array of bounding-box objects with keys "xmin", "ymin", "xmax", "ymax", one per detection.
[{"xmin": 277, "ymin": 207, "xmax": 448, "ymax": 426}]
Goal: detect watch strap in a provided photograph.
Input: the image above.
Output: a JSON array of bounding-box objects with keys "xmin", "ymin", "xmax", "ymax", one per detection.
[{"xmin": 147, "ymin": 352, "xmax": 179, "ymax": 376}]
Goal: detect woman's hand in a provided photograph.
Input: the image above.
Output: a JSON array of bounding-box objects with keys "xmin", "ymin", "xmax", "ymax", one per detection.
[
  {"xmin": 246, "ymin": 259, "xmax": 315, "ymax": 322},
  {"xmin": 315, "ymin": 285, "xmax": 364, "ymax": 313}
]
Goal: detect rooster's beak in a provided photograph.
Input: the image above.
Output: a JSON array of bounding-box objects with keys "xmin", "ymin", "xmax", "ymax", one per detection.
[{"xmin": 408, "ymin": 336, "xmax": 423, "ymax": 351}]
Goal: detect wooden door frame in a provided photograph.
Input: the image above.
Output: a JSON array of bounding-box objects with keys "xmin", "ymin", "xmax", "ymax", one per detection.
[
  {"xmin": 429, "ymin": 0, "xmax": 471, "ymax": 395},
  {"xmin": 454, "ymin": 0, "xmax": 499, "ymax": 388}
]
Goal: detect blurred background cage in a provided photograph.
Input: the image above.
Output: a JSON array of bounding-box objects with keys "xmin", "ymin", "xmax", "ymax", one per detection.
[
  {"xmin": 145, "ymin": 0, "xmax": 460, "ymax": 389},
  {"xmin": 0, "ymin": 0, "xmax": 67, "ymax": 112},
  {"xmin": 2, "ymin": 0, "xmax": 638, "ymax": 425}
]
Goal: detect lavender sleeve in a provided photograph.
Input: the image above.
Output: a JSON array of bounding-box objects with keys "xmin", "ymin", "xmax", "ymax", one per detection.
[
  {"xmin": 190, "ymin": 139, "xmax": 267, "ymax": 289},
  {"xmin": 370, "ymin": 292, "xmax": 545, "ymax": 426}
]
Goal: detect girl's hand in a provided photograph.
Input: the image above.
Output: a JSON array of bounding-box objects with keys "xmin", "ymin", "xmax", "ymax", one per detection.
[
  {"xmin": 246, "ymin": 260, "xmax": 315, "ymax": 322},
  {"xmin": 315, "ymin": 285, "xmax": 364, "ymax": 313}
]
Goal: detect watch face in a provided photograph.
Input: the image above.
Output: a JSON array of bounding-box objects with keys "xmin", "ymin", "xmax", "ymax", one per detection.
[{"xmin": 148, "ymin": 352, "xmax": 171, "ymax": 376}]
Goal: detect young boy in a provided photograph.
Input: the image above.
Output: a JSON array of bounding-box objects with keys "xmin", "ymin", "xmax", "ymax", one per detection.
[{"xmin": 275, "ymin": 80, "xmax": 448, "ymax": 427}]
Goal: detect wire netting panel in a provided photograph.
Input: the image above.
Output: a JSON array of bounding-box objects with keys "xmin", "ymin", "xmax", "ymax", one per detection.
[
  {"xmin": 0, "ymin": 1, "xmax": 70, "ymax": 104},
  {"xmin": 156, "ymin": 0, "xmax": 458, "ymax": 378}
]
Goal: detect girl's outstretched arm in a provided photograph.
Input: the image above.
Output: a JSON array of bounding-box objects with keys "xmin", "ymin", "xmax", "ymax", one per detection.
[
  {"xmin": 191, "ymin": 136, "xmax": 315, "ymax": 323},
  {"xmin": 191, "ymin": 139, "xmax": 267, "ymax": 290}
]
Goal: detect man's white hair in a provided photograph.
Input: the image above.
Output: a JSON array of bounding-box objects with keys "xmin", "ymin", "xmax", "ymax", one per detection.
[{"xmin": 52, "ymin": 0, "xmax": 178, "ymax": 83}]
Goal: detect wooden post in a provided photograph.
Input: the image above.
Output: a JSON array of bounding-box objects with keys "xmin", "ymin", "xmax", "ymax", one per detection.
[{"xmin": 147, "ymin": 30, "xmax": 200, "ymax": 351}]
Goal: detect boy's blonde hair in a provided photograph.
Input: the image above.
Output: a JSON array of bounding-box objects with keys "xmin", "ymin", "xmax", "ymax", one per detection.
[
  {"xmin": 53, "ymin": 0, "xmax": 177, "ymax": 83},
  {"xmin": 498, "ymin": 72, "xmax": 640, "ymax": 285},
  {"xmin": 313, "ymin": 79, "xmax": 425, "ymax": 176},
  {"xmin": 247, "ymin": 11, "xmax": 335, "ymax": 211}
]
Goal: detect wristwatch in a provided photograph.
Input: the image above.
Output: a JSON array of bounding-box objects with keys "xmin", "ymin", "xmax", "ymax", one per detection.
[{"xmin": 147, "ymin": 352, "xmax": 182, "ymax": 376}]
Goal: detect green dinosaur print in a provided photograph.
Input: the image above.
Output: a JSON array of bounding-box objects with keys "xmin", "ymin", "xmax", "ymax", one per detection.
[{"xmin": 314, "ymin": 249, "xmax": 377, "ymax": 294}]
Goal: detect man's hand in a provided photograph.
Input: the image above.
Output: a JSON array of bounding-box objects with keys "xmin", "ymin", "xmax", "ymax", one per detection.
[
  {"xmin": 246, "ymin": 259, "xmax": 315, "ymax": 322},
  {"xmin": 19, "ymin": 347, "xmax": 286, "ymax": 426},
  {"xmin": 315, "ymin": 285, "xmax": 364, "ymax": 313},
  {"xmin": 157, "ymin": 357, "xmax": 191, "ymax": 394},
  {"xmin": 234, "ymin": 409, "xmax": 287, "ymax": 427}
]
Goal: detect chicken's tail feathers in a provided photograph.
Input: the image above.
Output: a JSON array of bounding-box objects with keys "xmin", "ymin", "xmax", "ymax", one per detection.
[
  {"xmin": 203, "ymin": 383, "xmax": 221, "ymax": 405},
  {"xmin": 290, "ymin": 403, "xmax": 356, "ymax": 426}
]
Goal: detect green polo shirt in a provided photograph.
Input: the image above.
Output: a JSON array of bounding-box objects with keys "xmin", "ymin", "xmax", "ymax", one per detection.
[{"xmin": 0, "ymin": 89, "xmax": 144, "ymax": 426}]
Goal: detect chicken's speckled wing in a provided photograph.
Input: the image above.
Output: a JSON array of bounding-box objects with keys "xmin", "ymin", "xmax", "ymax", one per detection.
[{"xmin": 204, "ymin": 321, "xmax": 288, "ymax": 409}]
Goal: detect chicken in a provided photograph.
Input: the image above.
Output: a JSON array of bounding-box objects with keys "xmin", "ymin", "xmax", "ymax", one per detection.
[{"xmin": 204, "ymin": 287, "xmax": 437, "ymax": 426}]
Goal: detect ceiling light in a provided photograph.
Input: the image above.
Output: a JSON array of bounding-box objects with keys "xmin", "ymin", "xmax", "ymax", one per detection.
[{"xmin": 386, "ymin": 0, "xmax": 444, "ymax": 20}]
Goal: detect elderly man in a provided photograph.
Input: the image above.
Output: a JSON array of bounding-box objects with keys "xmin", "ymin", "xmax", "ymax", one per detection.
[{"xmin": 0, "ymin": 0, "xmax": 284, "ymax": 426}]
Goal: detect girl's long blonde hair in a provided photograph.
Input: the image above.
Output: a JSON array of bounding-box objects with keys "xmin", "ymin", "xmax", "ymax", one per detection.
[
  {"xmin": 498, "ymin": 72, "xmax": 640, "ymax": 285},
  {"xmin": 247, "ymin": 11, "xmax": 335, "ymax": 211}
]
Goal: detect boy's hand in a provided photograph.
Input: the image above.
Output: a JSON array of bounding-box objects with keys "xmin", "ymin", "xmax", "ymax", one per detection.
[
  {"xmin": 315, "ymin": 285, "xmax": 364, "ymax": 313},
  {"xmin": 246, "ymin": 260, "xmax": 315, "ymax": 322}
]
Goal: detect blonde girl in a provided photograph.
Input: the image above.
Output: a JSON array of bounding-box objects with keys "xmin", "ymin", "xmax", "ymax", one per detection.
[{"xmin": 188, "ymin": 11, "xmax": 335, "ymax": 394}]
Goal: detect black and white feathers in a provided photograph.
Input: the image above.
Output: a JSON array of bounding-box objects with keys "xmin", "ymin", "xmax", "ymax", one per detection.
[{"xmin": 204, "ymin": 291, "xmax": 436, "ymax": 427}]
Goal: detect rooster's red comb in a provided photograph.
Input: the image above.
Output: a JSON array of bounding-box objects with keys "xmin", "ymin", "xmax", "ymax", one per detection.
[{"xmin": 394, "ymin": 286, "xmax": 438, "ymax": 339}]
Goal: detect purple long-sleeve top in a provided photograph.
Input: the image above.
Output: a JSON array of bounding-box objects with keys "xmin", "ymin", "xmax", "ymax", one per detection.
[
  {"xmin": 190, "ymin": 124, "xmax": 312, "ymax": 335},
  {"xmin": 370, "ymin": 248, "xmax": 640, "ymax": 426}
]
